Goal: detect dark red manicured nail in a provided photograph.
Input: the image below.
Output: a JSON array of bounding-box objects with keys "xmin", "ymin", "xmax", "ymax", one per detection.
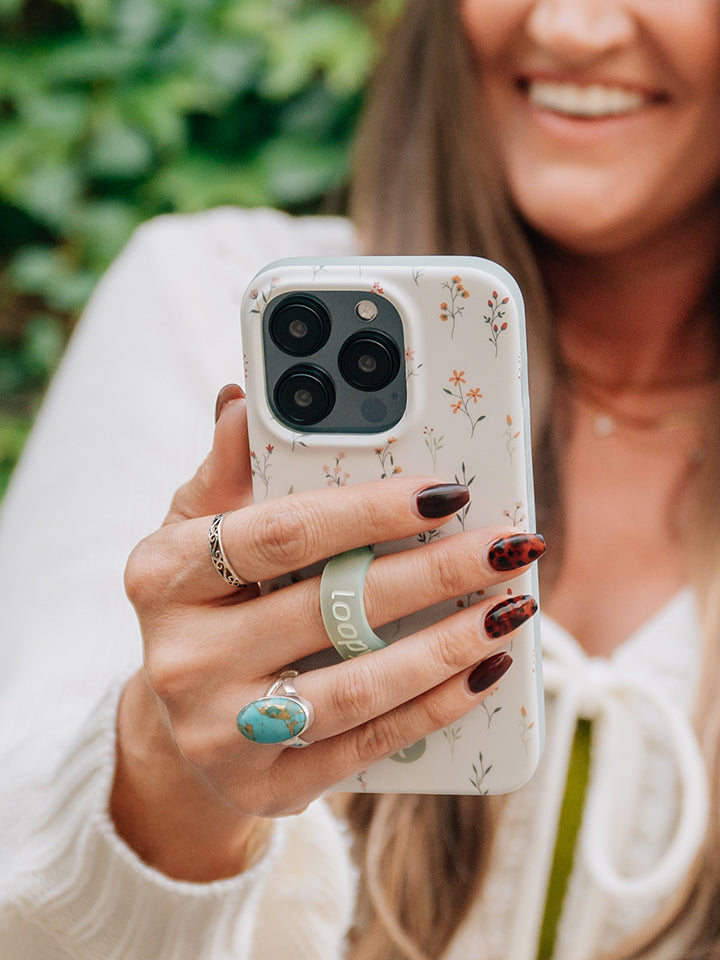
[
  {"xmin": 468, "ymin": 652, "xmax": 513, "ymax": 694},
  {"xmin": 215, "ymin": 384, "xmax": 246, "ymax": 423},
  {"xmin": 487, "ymin": 533, "xmax": 546, "ymax": 572},
  {"xmin": 484, "ymin": 595, "xmax": 538, "ymax": 639},
  {"xmin": 415, "ymin": 483, "xmax": 469, "ymax": 519}
]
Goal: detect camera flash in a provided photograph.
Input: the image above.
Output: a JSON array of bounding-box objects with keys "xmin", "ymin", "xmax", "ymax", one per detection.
[{"xmin": 355, "ymin": 299, "xmax": 378, "ymax": 322}]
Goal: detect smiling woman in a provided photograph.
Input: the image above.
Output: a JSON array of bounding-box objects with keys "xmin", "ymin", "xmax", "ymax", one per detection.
[{"xmin": 460, "ymin": 0, "xmax": 720, "ymax": 253}]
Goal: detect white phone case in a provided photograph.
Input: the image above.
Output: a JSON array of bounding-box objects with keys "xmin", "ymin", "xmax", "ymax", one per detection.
[{"xmin": 241, "ymin": 256, "xmax": 544, "ymax": 794}]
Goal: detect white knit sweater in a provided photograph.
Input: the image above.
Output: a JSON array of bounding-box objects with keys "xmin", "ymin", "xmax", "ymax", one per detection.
[{"xmin": 0, "ymin": 208, "xmax": 707, "ymax": 959}]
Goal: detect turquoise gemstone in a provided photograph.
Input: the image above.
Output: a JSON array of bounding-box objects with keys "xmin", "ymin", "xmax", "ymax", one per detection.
[{"xmin": 237, "ymin": 696, "xmax": 308, "ymax": 744}]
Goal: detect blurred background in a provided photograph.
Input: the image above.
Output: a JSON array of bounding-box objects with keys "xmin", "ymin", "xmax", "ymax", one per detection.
[{"xmin": 0, "ymin": 0, "xmax": 399, "ymax": 497}]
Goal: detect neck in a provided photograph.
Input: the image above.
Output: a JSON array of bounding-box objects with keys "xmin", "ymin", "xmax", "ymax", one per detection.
[{"xmin": 539, "ymin": 209, "xmax": 720, "ymax": 390}]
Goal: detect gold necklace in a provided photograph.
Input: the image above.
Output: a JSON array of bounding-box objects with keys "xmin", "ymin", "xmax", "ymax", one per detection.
[{"xmin": 563, "ymin": 372, "xmax": 718, "ymax": 441}]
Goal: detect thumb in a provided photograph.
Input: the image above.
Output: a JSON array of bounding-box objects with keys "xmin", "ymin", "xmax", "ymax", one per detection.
[{"xmin": 164, "ymin": 384, "xmax": 254, "ymax": 524}]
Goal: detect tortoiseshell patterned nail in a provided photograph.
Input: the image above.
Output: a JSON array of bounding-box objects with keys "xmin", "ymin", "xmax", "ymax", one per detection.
[
  {"xmin": 487, "ymin": 533, "xmax": 546, "ymax": 572},
  {"xmin": 484, "ymin": 595, "xmax": 538, "ymax": 639}
]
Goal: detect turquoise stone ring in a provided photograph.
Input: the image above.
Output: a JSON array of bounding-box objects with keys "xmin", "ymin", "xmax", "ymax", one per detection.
[{"xmin": 237, "ymin": 671, "xmax": 314, "ymax": 747}]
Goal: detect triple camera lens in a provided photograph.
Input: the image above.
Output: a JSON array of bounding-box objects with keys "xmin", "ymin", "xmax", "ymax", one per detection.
[
  {"xmin": 274, "ymin": 366, "xmax": 335, "ymax": 426},
  {"xmin": 339, "ymin": 331, "xmax": 400, "ymax": 392},
  {"xmin": 268, "ymin": 294, "xmax": 402, "ymax": 428},
  {"xmin": 269, "ymin": 296, "xmax": 331, "ymax": 356}
]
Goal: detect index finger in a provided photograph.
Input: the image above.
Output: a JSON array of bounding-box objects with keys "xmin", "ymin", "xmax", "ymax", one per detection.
[{"xmin": 177, "ymin": 477, "xmax": 469, "ymax": 601}]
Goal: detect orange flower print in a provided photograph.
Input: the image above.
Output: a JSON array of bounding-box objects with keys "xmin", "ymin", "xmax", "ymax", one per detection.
[
  {"xmin": 444, "ymin": 371, "xmax": 486, "ymax": 437},
  {"xmin": 504, "ymin": 413, "xmax": 521, "ymax": 461},
  {"xmin": 375, "ymin": 438, "xmax": 402, "ymax": 479},
  {"xmin": 440, "ymin": 276, "xmax": 470, "ymax": 338}
]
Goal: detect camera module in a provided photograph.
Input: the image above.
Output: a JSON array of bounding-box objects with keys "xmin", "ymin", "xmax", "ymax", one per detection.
[
  {"xmin": 338, "ymin": 331, "xmax": 401, "ymax": 392},
  {"xmin": 268, "ymin": 295, "xmax": 331, "ymax": 357},
  {"xmin": 274, "ymin": 365, "xmax": 336, "ymax": 426}
]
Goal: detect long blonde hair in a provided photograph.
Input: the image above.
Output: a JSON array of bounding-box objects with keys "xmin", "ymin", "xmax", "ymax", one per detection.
[{"xmin": 344, "ymin": 1, "xmax": 720, "ymax": 958}]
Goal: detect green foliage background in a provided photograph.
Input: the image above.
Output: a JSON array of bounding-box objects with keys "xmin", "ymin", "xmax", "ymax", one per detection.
[{"xmin": 0, "ymin": 0, "xmax": 398, "ymax": 497}]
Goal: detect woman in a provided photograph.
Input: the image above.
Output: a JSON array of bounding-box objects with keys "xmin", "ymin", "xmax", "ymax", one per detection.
[{"xmin": 1, "ymin": 0, "xmax": 718, "ymax": 958}]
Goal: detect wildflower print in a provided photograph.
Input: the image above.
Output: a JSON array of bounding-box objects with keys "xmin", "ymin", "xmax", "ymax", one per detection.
[
  {"xmin": 442, "ymin": 724, "xmax": 462, "ymax": 760},
  {"xmin": 251, "ymin": 444, "xmax": 274, "ymax": 498},
  {"xmin": 423, "ymin": 425, "xmax": 444, "ymax": 471},
  {"xmin": 412, "ymin": 267, "xmax": 424, "ymax": 285},
  {"xmin": 372, "ymin": 281, "xmax": 384, "ymax": 294},
  {"xmin": 323, "ymin": 452, "xmax": 350, "ymax": 487},
  {"xmin": 405, "ymin": 348, "xmax": 423, "ymax": 382},
  {"xmin": 520, "ymin": 705, "xmax": 536, "ymax": 750},
  {"xmin": 468, "ymin": 750, "xmax": 493, "ymax": 795},
  {"xmin": 502, "ymin": 502, "xmax": 527, "ymax": 528},
  {"xmin": 417, "ymin": 528, "xmax": 442, "ymax": 546},
  {"xmin": 290, "ymin": 432, "xmax": 308, "ymax": 451},
  {"xmin": 249, "ymin": 286, "xmax": 269, "ymax": 317},
  {"xmin": 454, "ymin": 461, "xmax": 475, "ymax": 530},
  {"xmin": 504, "ymin": 414, "xmax": 521, "ymax": 462},
  {"xmin": 443, "ymin": 371, "xmax": 486, "ymax": 437},
  {"xmin": 375, "ymin": 437, "xmax": 402, "ymax": 479},
  {"xmin": 311, "ymin": 264, "xmax": 326, "ymax": 280},
  {"xmin": 356, "ymin": 770, "xmax": 368, "ymax": 791},
  {"xmin": 439, "ymin": 275, "xmax": 470, "ymax": 337},
  {"xmin": 485, "ymin": 290, "xmax": 510, "ymax": 356},
  {"xmin": 456, "ymin": 591, "xmax": 482, "ymax": 609},
  {"xmin": 481, "ymin": 700, "xmax": 502, "ymax": 729}
]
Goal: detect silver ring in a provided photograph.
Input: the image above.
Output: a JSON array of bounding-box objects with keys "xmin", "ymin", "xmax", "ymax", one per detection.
[
  {"xmin": 209, "ymin": 513, "xmax": 250, "ymax": 588},
  {"xmin": 236, "ymin": 670, "xmax": 314, "ymax": 748}
]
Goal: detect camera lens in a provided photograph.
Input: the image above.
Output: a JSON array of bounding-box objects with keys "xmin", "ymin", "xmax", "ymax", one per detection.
[
  {"xmin": 274, "ymin": 365, "xmax": 335, "ymax": 426},
  {"xmin": 339, "ymin": 331, "xmax": 401, "ymax": 392},
  {"xmin": 268, "ymin": 296, "xmax": 331, "ymax": 357}
]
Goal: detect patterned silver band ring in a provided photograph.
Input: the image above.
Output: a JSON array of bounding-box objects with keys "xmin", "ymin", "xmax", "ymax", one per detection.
[{"xmin": 208, "ymin": 513, "xmax": 250, "ymax": 588}]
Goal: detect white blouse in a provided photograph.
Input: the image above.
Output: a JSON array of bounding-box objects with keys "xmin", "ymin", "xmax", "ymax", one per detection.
[{"xmin": 0, "ymin": 208, "xmax": 707, "ymax": 959}]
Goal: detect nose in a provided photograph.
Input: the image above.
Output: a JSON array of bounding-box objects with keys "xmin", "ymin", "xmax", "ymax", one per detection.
[{"xmin": 527, "ymin": 0, "xmax": 635, "ymax": 62}]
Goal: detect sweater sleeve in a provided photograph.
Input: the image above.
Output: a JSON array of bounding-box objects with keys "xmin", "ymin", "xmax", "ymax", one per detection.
[
  {"xmin": 0, "ymin": 682, "xmax": 357, "ymax": 960},
  {"xmin": 0, "ymin": 208, "xmax": 359, "ymax": 958}
]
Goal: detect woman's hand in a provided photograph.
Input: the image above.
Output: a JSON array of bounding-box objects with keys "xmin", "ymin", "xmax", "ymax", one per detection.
[{"xmin": 112, "ymin": 386, "xmax": 542, "ymax": 882}]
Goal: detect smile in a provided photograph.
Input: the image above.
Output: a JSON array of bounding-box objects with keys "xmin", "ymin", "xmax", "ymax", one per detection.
[{"xmin": 525, "ymin": 80, "xmax": 650, "ymax": 118}]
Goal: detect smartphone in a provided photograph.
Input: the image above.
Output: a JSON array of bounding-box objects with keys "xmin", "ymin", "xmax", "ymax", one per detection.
[{"xmin": 241, "ymin": 257, "xmax": 543, "ymax": 794}]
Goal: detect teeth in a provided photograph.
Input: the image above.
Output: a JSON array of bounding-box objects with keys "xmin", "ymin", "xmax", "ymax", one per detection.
[{"xmin": 528, "ymin": 81, "xmax": 646, "ymax": 117}]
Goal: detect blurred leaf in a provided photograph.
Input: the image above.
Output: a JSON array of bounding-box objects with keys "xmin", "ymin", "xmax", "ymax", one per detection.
[
  {"xmin": 260, "ymin": 136, "xmax": 347, "ymax": 205},
  {"xmin": 86, "ymin": 121, "xmax": 154, "ymax": 178},
  {"xmin": 22, "ymin": 316, "xmax": 66, "ymax": 379},
  {"xmin": 10, "ymin": 247, "xmax": 96, "ymax": 311}
]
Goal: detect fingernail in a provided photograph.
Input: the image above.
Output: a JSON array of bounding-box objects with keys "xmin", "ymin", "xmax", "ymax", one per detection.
[
  {"xmin": 415, "ymin": 483, "xmax": 469, "ymax": 519},
  {"xmin": 484, "ymin": 595, "xmax": 537, "ymax": 639},
  {"xmin": 215, "ymin": 384, "xmax": 246, "ymax": 423},
  {"xmin": 468, "ymin": 652, "xmax": 513, "ymax": 694},
  {"xmin": 487, "ymin": 533, "xmax": 546, "ymax": 572}
]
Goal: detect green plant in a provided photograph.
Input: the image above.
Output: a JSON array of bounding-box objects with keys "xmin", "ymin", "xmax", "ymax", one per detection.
[{"xmin": 0, "ymin": 0, "xmax": 400, "ymax": 498}]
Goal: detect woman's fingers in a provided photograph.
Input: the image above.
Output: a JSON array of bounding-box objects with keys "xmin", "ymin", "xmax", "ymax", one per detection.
[
  {"xmin": 164, "ymin": 385, "xmax": 253, "ymax": 525},
  {"xmin": 288, "ymin": 592, "xmax": 536, "ymax": 743},
  {"xmin": 168, "ymin": 526, "xmax": 544, "ymax": 676},
  {"xmin": 149, "ymin": 477, "xmax": 470, "ymax": 603}
]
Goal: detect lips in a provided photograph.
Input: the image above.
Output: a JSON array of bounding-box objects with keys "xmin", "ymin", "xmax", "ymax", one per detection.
[{"xmin": 518, "ymin": 77, "xmax": 665, "ymax": 119}]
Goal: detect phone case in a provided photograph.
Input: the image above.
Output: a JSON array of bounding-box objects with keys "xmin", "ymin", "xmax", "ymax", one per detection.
[{"xmin": 241, "ymin": 257, "xmax": 544, "ymax": 794}]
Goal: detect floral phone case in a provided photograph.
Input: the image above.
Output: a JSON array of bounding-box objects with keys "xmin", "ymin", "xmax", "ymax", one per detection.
[{"xmin": 241, "ymin": 257, "xmax": 544, "ymax": 794}]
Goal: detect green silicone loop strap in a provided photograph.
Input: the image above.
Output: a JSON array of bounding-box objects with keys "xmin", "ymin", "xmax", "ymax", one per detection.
[{"xmin": 320, "ymin": 547, "xmax": 387, "ymax": 660}]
